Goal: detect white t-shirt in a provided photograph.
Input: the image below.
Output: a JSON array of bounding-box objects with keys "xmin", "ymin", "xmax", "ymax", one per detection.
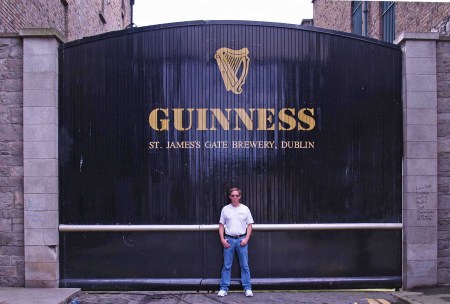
[{"xmin": 219, "ymin": 203, "xmax": 254, "ymax": 236}]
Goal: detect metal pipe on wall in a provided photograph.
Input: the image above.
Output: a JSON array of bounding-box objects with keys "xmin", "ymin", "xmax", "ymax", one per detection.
[{"xmin": 364, "ymin": 0, "xmax": 368, "ymax": 36}]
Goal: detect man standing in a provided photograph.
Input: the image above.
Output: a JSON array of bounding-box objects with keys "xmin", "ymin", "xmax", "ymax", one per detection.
[{"xmin": 218, "ymin": 188, "xmax": 254, "ymax": 297}]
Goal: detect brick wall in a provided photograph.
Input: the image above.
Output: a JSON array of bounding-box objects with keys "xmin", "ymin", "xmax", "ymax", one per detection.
[
  {"xmin": 396, "ymin": 3, "xmax": 450, "ymax": 40},
  {"xmin": 433, "ymin": 17, "xmax": 450, "ymax": 37},
  {"xmin": 437, "ymin": 38, "xmax": 450, "ymax": 285},
  {"xmin": 395, "ymin": 2, "xmax": 450, "ymax": 37},
  {"xmin": 313, "ymin": 1, "xmax": 450, "ymax": 41},
  {"xmin": 367, "ymin": 2, "xmax": 382, "ymax": 40},
  {"xmin": 0, "ymin": 1, "xmax": 65, "ymax": 35},
  {"xmin": 0, "ymin": 37, "xmax": 24, "ymax": 287},
  {"xmin": 66, "ymin": 0, "xmax": 131, "ymax": 41},
  {"xmin": 0, "ymin": 0, "xmax": 132, "ymax": 42},
  {"xmin": 312, "ymin": 0, "xmax": 351, "ymax": 33}
]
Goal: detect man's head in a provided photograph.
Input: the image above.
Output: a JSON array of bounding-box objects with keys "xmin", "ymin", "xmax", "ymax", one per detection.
[{"xmin": 229, "ymin": 187, "xmax": 241, "ymax": 203}]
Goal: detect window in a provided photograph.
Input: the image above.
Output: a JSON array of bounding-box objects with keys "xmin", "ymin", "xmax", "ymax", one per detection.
[
  {"xmin": 352, "ymin": 1, "xmax": 362, "ymax": 35},
  {"xmin": 382, "ymin": 2, "xmax": 395, "ymax": 42}
]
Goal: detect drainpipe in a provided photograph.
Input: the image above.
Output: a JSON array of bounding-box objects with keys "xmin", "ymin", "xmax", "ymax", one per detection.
[
  {"xmin": 363, "ymin": 1, "xmax": 368, "ymax": 36},
  {"xmin": 129, "ymin": 0, "xmax": 135, "ymax": 28}
]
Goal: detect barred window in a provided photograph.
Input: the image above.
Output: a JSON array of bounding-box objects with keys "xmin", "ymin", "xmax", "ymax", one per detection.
[
  {"xmin": 382, "ymin": 2, "xmax": 395, "ymax": 42},
  {"xmin": 352, "ymin": 1, "xmax": 362, "ymax": 35}
]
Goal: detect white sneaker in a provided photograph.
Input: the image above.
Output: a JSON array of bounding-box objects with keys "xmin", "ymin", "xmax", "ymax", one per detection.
[
  {"xmin": 218, "ymin": 290, "xmax": 227, "ymax": 297},
  {"xmin": 245, "ymin": 290, "xmax": 253, "ymax": 297}
]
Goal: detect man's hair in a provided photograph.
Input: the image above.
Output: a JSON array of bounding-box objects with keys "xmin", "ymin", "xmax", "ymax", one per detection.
[{"xmin": 229, "ymin": 188, "xmax": 241, "ymax": 195}]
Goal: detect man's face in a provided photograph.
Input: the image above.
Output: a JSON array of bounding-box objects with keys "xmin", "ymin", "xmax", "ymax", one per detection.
[{"xmin": 229, "ymin": 191, "xmax": 241, "ymax": 203}]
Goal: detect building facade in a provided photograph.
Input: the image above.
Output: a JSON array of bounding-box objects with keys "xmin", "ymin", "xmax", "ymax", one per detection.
[
  {"xmin": 0, "ymin": 0, "xmax": 132, "ymax": 287},
  {"xmin": 313, "ymin": 1, "xmax": 450, "ymax": 42},
  {"xmin": 313, "ymin": 0, "xmax": 450, "ymax": 288},
  {"xmin": 0, "ymin": 0, "xmax": 132, "ymax": 41}
]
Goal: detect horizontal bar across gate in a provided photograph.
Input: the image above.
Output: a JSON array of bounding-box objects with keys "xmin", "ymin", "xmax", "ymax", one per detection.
[{"xmin": 59, "ymin": 223, "xmax": 403, "ymax": 232}]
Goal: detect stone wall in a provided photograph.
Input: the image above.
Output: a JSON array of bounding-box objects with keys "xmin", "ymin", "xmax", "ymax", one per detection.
[
  {"xmin": 0, "ymin": 37, "xmax": 24, "ymax": 287},
  {"xmin": 0, "ymin": 0, "xmax": 132, "ymax": 42},
  {"xmin": 437, "ymin": 38, "xmax": 450, "ymax": 285}
]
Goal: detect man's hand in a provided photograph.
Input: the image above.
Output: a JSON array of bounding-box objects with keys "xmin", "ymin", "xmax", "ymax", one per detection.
[
  {"xmin": 240, "ymin": 224, "xmax": 252, "ymax": 246},
  {"xmin": 222, "ymin": 239, "xmax": 231, "ymax": 248},
  {"xmin": 219, "ymin": 224, "xmax": 230, "ymax": 248}
]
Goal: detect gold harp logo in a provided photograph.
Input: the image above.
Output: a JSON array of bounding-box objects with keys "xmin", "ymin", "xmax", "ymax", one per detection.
[{"xmin": 214, "ymin": 47, "xmax": 250, "ymax": 95}]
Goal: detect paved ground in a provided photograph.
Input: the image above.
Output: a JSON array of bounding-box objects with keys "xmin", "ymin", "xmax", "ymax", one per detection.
[
  {"xmin": 75, "ymin": 290, "xmax": 408, "ymax": 304},
  {"xmin": 5, "ymin": 287, "xmax": 450, "ymax": 304},
  {"xmin": 395, "ymin": 287, "xmax": 450, "ymax": 304},
  {"xmin": 0, "ymin": 287, "xmax": 79, "ymax": 304}
]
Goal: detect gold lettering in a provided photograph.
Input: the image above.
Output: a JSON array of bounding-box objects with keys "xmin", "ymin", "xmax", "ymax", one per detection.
[
  {"xmin": 234, "ymin": 108, "xmax": 255, "ymax": 130},
  {"xmin": 210, "ymin": 109, "xmax": 231, "ymax": 130},
  {"xmin": 257, "ymin": 108, "xmax": 275, "ymax": 131},
  {"xmin": 149, "ymin": 108, "xmax": 169, "ymax": 131},
  {"xmin": 197, "ymin": 108, "xmax": 208, "ymax": 131},
  {"xmin": 148, "ymin": 107, "xmax": 317, "ymax": 131},
  {"xmin": 278, "ymin": 108, "xmax": 296, "ymax": 131},
  {"xmin": 173, "ymin": 108, "xmax": 194, "ymax": 131},
  {"xmin": 298, "ymin": 108, "xmax": 316, "ymax": 131}
]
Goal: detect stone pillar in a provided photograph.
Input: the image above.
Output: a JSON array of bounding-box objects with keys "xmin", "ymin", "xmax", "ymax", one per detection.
[
  {"xmin": 396, "ymin": 32, "xmax": 439, "ymax": 289},
  {"xmin": 21, "ymin": 29, "xmax": 65, "ymax": 288}
]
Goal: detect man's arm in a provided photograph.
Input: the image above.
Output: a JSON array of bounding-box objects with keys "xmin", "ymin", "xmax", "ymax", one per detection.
[
  {"xmin": 240, "ymin": 224, "xmax": 252, "ymax": 246},
  {"xmin": 219, "ymin": 223, "xmax": 230, "ymax": 248}
]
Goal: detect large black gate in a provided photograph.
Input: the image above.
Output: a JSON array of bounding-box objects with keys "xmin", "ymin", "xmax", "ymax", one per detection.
[{"xmin": 59, "ymin": 21, "xmax": 402, "ymax": 290}]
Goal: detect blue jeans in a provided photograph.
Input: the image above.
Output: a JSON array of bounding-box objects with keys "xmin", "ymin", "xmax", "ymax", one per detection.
[{"xmin": 220, "ymin": 236, "xmax": 252, "ymax": 291}]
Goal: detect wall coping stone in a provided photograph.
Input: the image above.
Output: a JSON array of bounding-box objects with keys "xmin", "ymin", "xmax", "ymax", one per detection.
[
  {"xmin": 395, "ymin": 32, "xmax": 440, "ymax": 44},
  {"xmin": 0, "ymin": 33, "xmax": 20, "ymax": 37},
  {"xmin": 19, "ymin": 28, "xmax": 66, "ymax": 43}
]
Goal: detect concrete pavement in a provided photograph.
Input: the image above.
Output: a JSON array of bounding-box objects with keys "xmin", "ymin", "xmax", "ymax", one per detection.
[
  {"xmin": 0, "ymin": 287, "xmax": 80, "ymax": 304},
  {"xmin": 75, "ymin": 290, "xmax": 406, "ymax": 303},
  {"xmin": 394, "ymin": 286, "xmax": 450, "ymax": 304},
  {"xmin": 1, "ymin": 287, "xmax": 450, "ymax": 304}
]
